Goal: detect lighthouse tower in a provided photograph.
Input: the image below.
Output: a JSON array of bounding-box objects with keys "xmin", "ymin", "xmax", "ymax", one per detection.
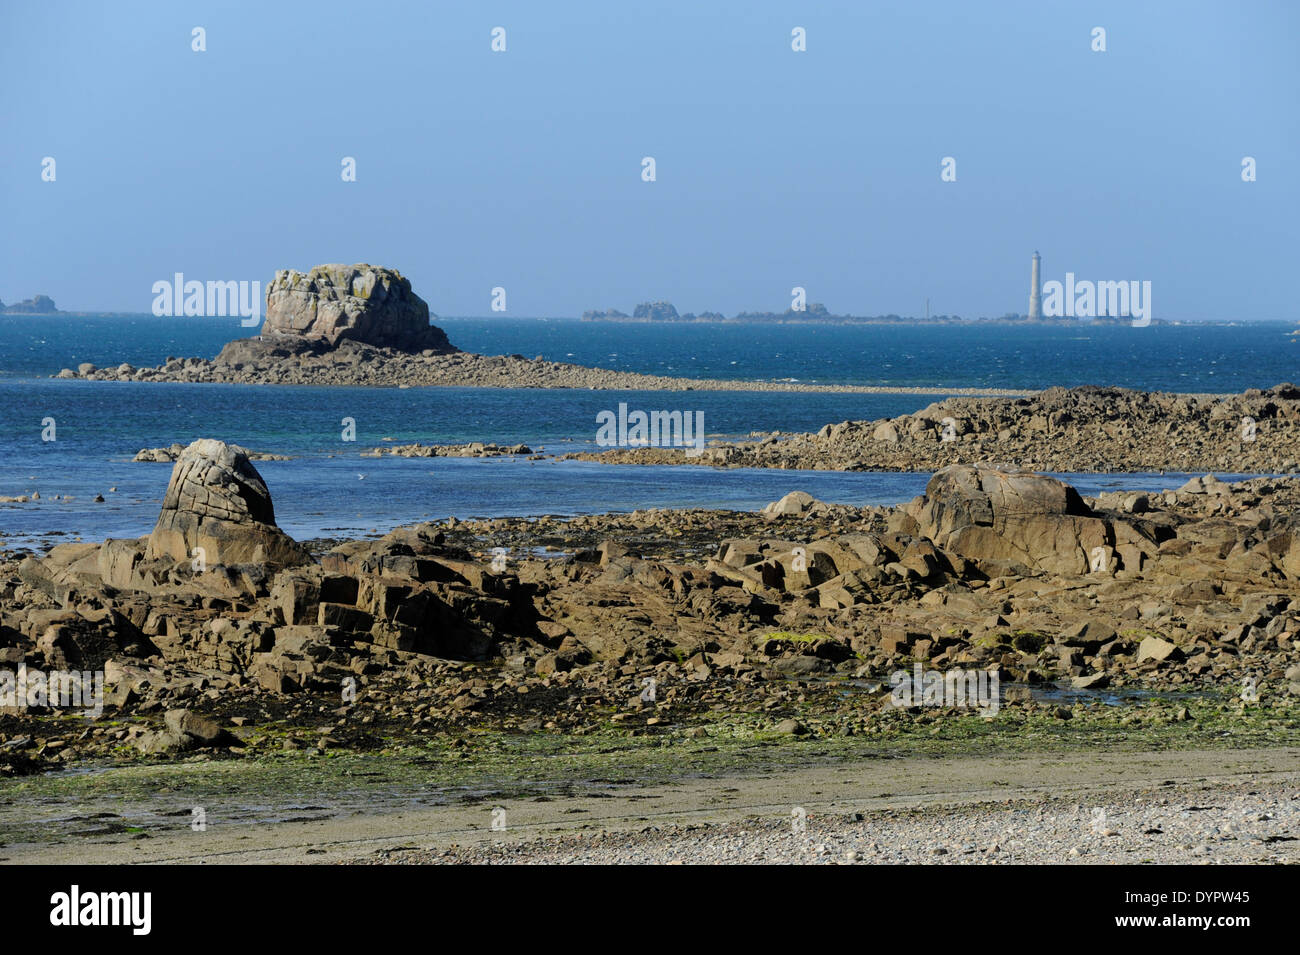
[{"xmin": 1028, "ymin": 251, "xmax": 1042, "ymax": 321}]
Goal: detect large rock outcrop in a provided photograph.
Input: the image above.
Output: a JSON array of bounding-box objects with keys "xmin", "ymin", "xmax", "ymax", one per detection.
[
  {"xmin": 259, "ymin": 264, "xmax": 455, "ymax": 353},
  {"xmin": 897, "ymin": 465, "xmax": 1117, "ymax": 575},
  {"xmin": 145, "ymin": 439, "xmax": 309, "ymax": 570}
]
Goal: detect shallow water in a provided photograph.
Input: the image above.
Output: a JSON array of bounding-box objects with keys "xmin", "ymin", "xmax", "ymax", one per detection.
[
  {"xmin": 2, "ymin": 315, "xmax": 1292, "ymax": 545},
  {"xmin": 0, "ymin": 457, "xmax": 1268, "ymax": 553}
]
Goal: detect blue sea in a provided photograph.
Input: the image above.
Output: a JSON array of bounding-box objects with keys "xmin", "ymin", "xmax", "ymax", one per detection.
[{"xmin": 1, "ymin": 315, "xmax": 1295, "ymax": 548}]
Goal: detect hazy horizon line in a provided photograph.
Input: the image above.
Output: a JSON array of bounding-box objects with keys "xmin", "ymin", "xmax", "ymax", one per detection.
[{"xmin": 3, "ymin": 311, "xmax": 1295, "ymax": 325}]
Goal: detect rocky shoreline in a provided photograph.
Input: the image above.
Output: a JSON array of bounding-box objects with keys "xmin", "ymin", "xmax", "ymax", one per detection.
[
  {"xmin": 557, "ymin": 384, "xmax": 1300, "ymax": 474},
  {"xmin": 7, "ymin": 266, "xmax": 1299, "ymax": 799},
  {"xmin": 2, "ymin": 438, "xmax": 1298, "ymax": 777},
  {"xmin": 133, "ymin": 443, "xmax": 291, "ymax": 463}
]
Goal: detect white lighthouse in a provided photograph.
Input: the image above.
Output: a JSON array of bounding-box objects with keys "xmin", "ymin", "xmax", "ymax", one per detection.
[{"xmin": 1028, "ymin": 251, "xmax": 1042, "ymax": 321}]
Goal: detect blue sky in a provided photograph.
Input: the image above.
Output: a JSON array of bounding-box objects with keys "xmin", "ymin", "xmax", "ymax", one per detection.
[{"xmin": 2, "ymin": 0, "xmax": 1296, "ymax": 319}]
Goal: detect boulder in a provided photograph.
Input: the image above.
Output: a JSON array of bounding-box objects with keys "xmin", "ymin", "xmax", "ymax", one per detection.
[
  {"xmin": 145, "ymin": 439, "xmax": 309, "ymax": 571},
  {"xmin": 761, "ymin": 491, "xmax": 820, "ymax": 519},
  {"xmin": 1137, "ymin": 635, "xmax": 1182, "ymax": 664},
  {"xmin": 37, "ymin": 612, "xmax": 136, "ymax": 670},
  {"xmin": 18, "ymin": 542, "xmax": 101, "ymax": 603},
  {"xmin": 135, "ymin": 729, "xmax": 194, "ymax": 755},
  {"xmin": 1071, "ymin": 673, "xmax": 1111, "ymax": 689},
  {"xmin": 259, "ymin": 264, "xmax": 456, "ymax": 353},
  {"xmin": 905, "ymin": 465, "xmax": 1110, "ymax": 575},
  {"xmin": 133, "ymin": 444, "xmax": 186, "ymax": 463},
  {"xmin": 1261, "ymin": 531, "xmax": 1300, "ymax": 580},
  {"xmin": 872, "ymin": 421, "xmax": 900, "ymax": 443},
  {"xmin": 97, "ymin": 538, "xmax": 147, "ymax": 590},
  {"xmin": 164, "ymin": 708, "xmax": 231, "ymax": 746},
  {"xmin": 248, "ymin": 654, "xmax": 310, "ymax": 693}
]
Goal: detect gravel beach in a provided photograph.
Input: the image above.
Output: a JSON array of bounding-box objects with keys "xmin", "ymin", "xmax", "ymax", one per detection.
[{"xmin": 379, "ymin": 774, "xmax": 1300, "ymax": 866}]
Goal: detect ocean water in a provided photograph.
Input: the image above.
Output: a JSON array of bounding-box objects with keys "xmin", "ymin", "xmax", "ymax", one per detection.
[
  {"xmin": 0, "ymin": 315, "xmax": 1294, "ymax": 547},
  {"xmin": 0, "ymin": 457, "xmax": 1255, "ymax": 553},
  {"xmin": 1, "ymin": 315, "xmax": 1296, "ymax": 390}
]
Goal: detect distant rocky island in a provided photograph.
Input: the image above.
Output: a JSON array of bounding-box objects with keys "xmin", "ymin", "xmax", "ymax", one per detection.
[
  {"xmin": 0, "ymin": 294, "xmax": 57, "ymax": 314},
  {"xmin": 582, "ymin": 300, "xmax": 1155, "ymax": 325},
  {"xmin": 583, "ymin": 301, "xmax": 726, "ymax": 322}
]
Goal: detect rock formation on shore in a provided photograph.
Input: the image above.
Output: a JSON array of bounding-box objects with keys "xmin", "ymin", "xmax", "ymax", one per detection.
[
  {"xmin": 566, "ymin": 384, "xmax": 1300, "ymax": 474},
  {"xmin": 3, "ymin": 447, "xmax": 1299, "ymax": 770},
  {"xmin": 144, "ymin": 439, "xmax": 309, "ymax": 571},
  {"xmin": 893, "ymin": 465, "xmax": 1104, "ymax": 576}
]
